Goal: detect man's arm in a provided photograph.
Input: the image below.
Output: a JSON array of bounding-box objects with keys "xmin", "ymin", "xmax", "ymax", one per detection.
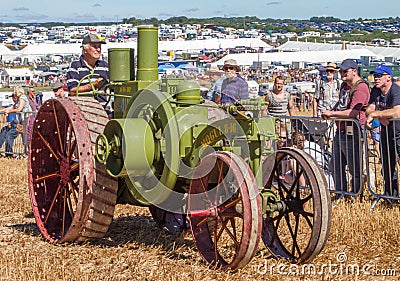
[
  {"xmin": 365, "ymin": 103, "xmax": 376, "ymax": 118},
  {"xmin": 214, "ymin": 93, "xmax": 221, "ymax": 105},
  {"xmin": 287, "ymin": 93, "xmax": 295, "ymax": 116},
  {"xmin": 69, "ymin": 78, "xmax": 104, "ymax": 95},
  {"xmin": 368, "ymin": 104, "xmax": 400, "ymax": 120},
  {"xmin": 313, "ymin": 98, "xmax": 318, "ymax": 117}
]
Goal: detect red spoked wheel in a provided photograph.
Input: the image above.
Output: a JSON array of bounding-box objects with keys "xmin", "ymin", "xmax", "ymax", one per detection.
[
  {"xmin": 28, "ymin": 97, "xmax": 118, "ymax": 242},
  {"xmin": 188, "ymin": 151, "xmax": 261, "ymax": 270},
  {"xmin": 261, "ymin": 147, "xmax": 331, "ymax": 263}
]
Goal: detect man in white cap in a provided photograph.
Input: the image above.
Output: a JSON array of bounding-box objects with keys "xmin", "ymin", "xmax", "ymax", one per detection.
[
  {"xmin": 215, "ymin": 59, "xmax": 249, "ymax": 104},
  {"xmin": 66, "ymin": 33, "xmax": 108, "ymax": 96},
  {"xmin": 313, "ymin": 62, "xmax": 341, "ymax": 117},
  {"xmin": 205, "ymin": 65, "xmax": 225, "ymax": 102}
]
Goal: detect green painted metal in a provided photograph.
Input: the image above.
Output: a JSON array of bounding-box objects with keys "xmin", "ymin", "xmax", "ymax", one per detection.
[
  {"xmin": 137, "ymin": 25, "xmax": 158, "ymax": 81},
  {"xmin": 102, "ymin": 25, "xmax": 279, "ymax": 206},
  {"xmin": 100, "ymin": 118, "xmax": 154, "ymax": 177},
  {"xmin": 119, "ymin": 89, "xmax": 180, "ymax": 205},
  {"xmin": 113, "ymin": 80, "xmax": 156, "ymax": 118},
  {"xmin": 108, "ymin": 48, "xmax": 135, "ymax": 82},
  {"xmin": 176, "ymin": 81, "xmax": 201, "ymax": 105}
]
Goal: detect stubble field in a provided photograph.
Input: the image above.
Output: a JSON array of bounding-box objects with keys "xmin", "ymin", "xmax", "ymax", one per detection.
[{"xmin": 1, "ymin": 158, "xmax": 399, "ymax": 281}]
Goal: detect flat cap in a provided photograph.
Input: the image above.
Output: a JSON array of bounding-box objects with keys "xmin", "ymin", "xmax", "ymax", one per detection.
[
  {"xmin": 82, "ymin": 33, "xmax": 106, "ymax": 45},
  {"xmin": 50, "ymin": 81, "xmax": 64, "ymax": 91}
]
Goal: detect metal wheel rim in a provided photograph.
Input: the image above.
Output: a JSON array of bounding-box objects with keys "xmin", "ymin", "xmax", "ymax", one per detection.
[
  {"xmin": 189, "ymin": 151, "xmax": 261, "ymax": 270},
  {"xmin": 261, "ymin": 147, "xmax": 331, "ymax": 263},
  {"xmin": 29, "ymin": 99, "xmax": 93, "ymax": 242}
]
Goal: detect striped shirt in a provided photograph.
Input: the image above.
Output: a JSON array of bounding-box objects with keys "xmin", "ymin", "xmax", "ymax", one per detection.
[
  {"xmin": 220, "ymin": 76, "xmax": 249, "ymax": 104},
  {"xmin": 66, "ymin": 55, "xmax": 109, "ymax": 94},
  {"xmin": 265, "ymin": 91, "xmax": 291, "ymax": 116}
]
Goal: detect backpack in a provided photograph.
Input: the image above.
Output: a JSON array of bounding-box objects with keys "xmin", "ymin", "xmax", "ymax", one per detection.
[{"xmin": 332, "ymin": 79, "xmax": 369, "ymax": 111}]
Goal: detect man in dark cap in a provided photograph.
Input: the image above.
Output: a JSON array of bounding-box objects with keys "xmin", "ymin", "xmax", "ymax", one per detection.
[
  {"xmin": 66, "ymin": 33, "xmax": 108, "ymax": 96},
  {"xmin": 50, "ymin": 81, "xmax": 66, "ymax": 98},
  {"xmin": 322, "ymin": 58, "xmax": 370, "ymax": 196},
  {"xmin": 366, "ymin": 65, "xmax": 400, "ymax": 197}
]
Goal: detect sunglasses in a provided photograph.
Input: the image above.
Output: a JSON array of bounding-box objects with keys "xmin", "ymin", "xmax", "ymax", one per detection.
[
  {"xmin": 340, "ymin": 68, "xmax": 353, "ymax": 74},
  {"xmin": 326, "ymin": 69, "xmax": 335, "ymax": 73},
  {"xmin": 224, "ymin": 66, "xmax": 235, "ymax": 71},
  {"xmin": 373, "ymin": 73, "xmax": 388, "ymax": 78}
]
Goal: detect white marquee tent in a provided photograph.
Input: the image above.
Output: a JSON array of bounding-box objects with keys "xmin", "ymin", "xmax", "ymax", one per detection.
[{"xmin": 215, "ymin": 48, "xmax": 378, "ymax": 68}]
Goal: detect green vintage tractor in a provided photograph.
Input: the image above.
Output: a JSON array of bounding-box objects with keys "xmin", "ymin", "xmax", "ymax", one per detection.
[{"xmin": 28, "ymin": 26, "xmax": 331, "ymax": 270}]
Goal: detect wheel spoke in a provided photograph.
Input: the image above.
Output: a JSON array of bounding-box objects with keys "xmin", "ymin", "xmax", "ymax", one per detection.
[
  {"xmin": 291, "ymin": 214, "xmax": 301, "ymax": 256},
  {"xmin": 67, "ymin": 181, "xmax": 79, "ymax": 206},
  {"xmin": 62, "ymin": 188, "xmax": 67, "ymax": 238},
  {"xmin": 52, "ymin": 103, "xmax": 64, "ymax": 155},
  {"xmin": 283, "ymin": 213, "xmax": 300, "ymax": 256},
  {"xmin": 299, "ymin": 211, "xmax": 314, "ymax": 229},
  {"xmin": 70, "ymin": 162, "xmax": 79, "ymax": 172},
  {"xmin": 67, "ymin": 129, "xmax": 77, "ymax": 161},
  {"xmin": 262, "ymin": 148, "xmax": 331, "ymax": 263},
  {"xmin": 37, "ymin": 131, "xmax": 61, "ymax": 161},
  {"xmin": 289, "ymin": 169, "xmax": 303, "ymax": 195},
  {"xmin": 189, "ymin": 152, "xmax": 260, "ymax": 270},
  {"xmin": 216, "ymin": 217, "xmax": 240, "ymax": 249},
  {"xmin": 66, "ymin": 192, "xmax": 75, "ymax": 219},
  {"xmin": 43, "ymin": 183, "xmax": 63, "ymax": 225},
  {"xmin": 33, "ymin": 172, "xmax": 59, "ymax": 183},
  {"xmin": 301, "ymin": 193, "xmax": 313, "ymax": 205},
  {"xmin": 218, "ymin": 197, "xmax": 241, "ymax": 213}
]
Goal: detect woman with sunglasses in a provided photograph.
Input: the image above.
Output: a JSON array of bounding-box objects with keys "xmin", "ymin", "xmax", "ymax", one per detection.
[{"xmin": 366, "ymin": 65, "xmax": 400, "ymax": 198}]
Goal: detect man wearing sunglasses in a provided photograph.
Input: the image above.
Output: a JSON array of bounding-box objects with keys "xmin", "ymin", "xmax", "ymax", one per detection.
[
  {"xmin": 215, "ymin": 59, "xmax": 248, "ymax": 105},
  {"xmin": 313, "ymin": 62, "xmax": 341, "ymax": 117},
  {"xmin": 366, "ymin": 65, "xmax": 400, "ymax": 197},
  {"xmin": 322, "ymin": 58, "xmax": 370, "ymax": 196}
]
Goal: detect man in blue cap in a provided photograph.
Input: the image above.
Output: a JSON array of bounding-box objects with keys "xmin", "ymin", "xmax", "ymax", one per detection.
[{"xmin": 366, "ymin": 64, "xmax": 400, "ymax": 197}]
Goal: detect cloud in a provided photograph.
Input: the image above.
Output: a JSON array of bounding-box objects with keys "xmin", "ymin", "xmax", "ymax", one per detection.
[
  {"xmin": 13, "ymin": 7, "xmax": 29, "ymax": 12},
  {"xmin": 266, "ymin": 1, "xmax": 281, "ymax": 5},
  {"xmin": 62, "ymin": 13, "xmax": 98, "ymax": 23},
  {"xmin": 14, "ymin": 13, "xmax": 49, "ymax": 22},
  {"xmin": 183, "ymin": 8, "xmax": 199, "ymax": 13},
  {"xmin": 157, "ymin": 13, "xmax": 174, "ymax": 18},
  {"xmin": 92, "ymin": 4, "xmax": 101, "ymax": 7}
]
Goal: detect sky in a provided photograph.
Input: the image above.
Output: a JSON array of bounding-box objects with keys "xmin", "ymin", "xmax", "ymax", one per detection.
[{"xmin": 1, "ymin": 0, "xmax": 399, "ymax": 24}]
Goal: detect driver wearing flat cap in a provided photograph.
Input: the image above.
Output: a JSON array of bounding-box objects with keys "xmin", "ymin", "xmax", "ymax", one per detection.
[{"xmin": 66, "ymin": 33, "xmax": 108, "ymax": 95}]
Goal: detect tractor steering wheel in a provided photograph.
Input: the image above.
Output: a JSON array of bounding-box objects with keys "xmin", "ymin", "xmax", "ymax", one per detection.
[{"xmin": 75, "ymin": 73, "xmax": 113, "ymax": 112}]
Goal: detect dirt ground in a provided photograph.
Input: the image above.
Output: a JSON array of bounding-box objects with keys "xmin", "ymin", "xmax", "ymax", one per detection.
[{"xmin": 1, "ymin": 158, "xmax": 399, "ymax": 281}]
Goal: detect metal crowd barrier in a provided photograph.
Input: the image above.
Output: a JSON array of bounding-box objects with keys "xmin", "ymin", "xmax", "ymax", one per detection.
[
  {"xmin": 365, "ymin": 118, "xmax": 400, "ymax": 209},
  {"xmin": 274, "ymin": 115, "xmax": 366, "ymax": 199},
  {"xmin": 0, "ymin": 112, "xmax": 32, "ymax": 159},
  {"xmin": 274, "ymin": 115, "xmax": 400, "ymax": 209}
]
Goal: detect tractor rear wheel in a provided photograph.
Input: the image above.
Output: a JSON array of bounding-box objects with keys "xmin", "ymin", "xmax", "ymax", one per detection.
[{"xmin": 28, "ymin": 97, "xmax": 118, "ymax": 242}]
